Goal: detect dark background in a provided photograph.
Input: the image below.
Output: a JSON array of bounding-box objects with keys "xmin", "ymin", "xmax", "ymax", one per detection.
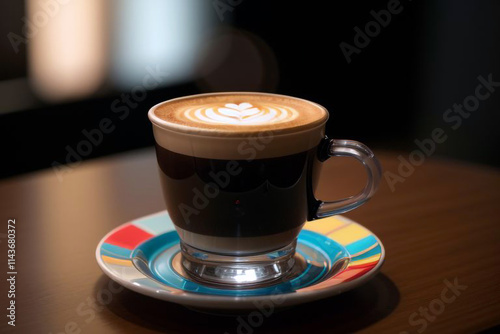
[{"xmin": 2, "ymin": 0, "xmax": 499, "ymax": 179}]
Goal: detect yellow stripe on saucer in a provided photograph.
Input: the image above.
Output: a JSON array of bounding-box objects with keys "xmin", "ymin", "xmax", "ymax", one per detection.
[
  {"xmin": 304, "ymin": 217, "xmax": 347, "ymax": 235},
  {"xmin": 327, "ymin": 223, "xmax": 371, "ymax": 246},
  {"xmin": 102, "ymin": 255, "xmax": 133, "ymax": 267},
  {"xmin": 350, "ymin": 254, "xmax": 381, "ymax": 266}
]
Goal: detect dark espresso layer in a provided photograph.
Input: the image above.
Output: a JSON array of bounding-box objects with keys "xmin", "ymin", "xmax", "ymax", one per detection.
[{"xmin": 156, "ymin": 145, "xmax": 321, "ymax": 238}]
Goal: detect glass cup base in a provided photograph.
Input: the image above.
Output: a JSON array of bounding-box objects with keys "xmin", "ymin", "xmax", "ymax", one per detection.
[{"xmin": 180, "ymin": 240, "xmax": 297, "ymax": 288}]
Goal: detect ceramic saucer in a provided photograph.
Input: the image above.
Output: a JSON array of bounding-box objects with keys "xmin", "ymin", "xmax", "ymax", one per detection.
[{"xmin": 96, "ymin": 211, "xmax": 384, "ymax": 310}]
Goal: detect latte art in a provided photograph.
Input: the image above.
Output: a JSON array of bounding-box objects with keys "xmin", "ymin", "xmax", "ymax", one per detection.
[{"xmin": 183, "ymin": 102, "xmax": 299, "ymax": 125}]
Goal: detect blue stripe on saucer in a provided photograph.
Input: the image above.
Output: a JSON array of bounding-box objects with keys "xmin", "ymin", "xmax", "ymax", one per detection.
[
  {"xmin": 132, "ymin": 229, "xmax": 348, "ymax": 297},
  {"xmin": 344, "ymin": 235, "xmax": 378, "ymax": 255}
]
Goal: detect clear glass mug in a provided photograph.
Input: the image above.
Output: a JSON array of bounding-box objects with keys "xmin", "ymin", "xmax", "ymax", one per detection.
[{"xmin": 149, "ymin": 93, "xmax": 382, "ymax": 288}]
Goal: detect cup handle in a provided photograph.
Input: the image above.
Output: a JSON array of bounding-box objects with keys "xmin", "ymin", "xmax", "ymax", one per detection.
[{"xmin": 310, "ymin": 138, "xmax": 382, "ymax": 219}]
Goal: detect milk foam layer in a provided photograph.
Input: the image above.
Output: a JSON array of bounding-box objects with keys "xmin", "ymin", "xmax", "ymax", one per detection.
[{"xmin": 149, "ymin": 92, "xmax": 329, "ymax": 159}]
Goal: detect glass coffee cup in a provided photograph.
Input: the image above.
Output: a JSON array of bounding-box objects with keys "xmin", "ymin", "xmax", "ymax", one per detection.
[{"xmin": 148, "ymin": 92, "xmax": 381, "ymax": 287}]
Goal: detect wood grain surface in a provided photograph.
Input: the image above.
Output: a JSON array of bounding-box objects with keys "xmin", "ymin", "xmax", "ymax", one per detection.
[{"xmin": 0, "ymin": 148, "xmax": 499, "ymax": 334}]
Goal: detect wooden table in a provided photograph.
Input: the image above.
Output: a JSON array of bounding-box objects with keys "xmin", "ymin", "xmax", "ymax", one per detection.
[{"xmin": 1, "ymin": 148, "xmax": 499, "ymax": 334}]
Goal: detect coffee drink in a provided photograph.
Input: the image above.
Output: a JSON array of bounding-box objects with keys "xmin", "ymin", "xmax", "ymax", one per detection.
[
  {"xmin": 155, "ymin": 145, "xmax": 321, "ymax": 254},
  {"xmin": 150, "ymin": 93, "xmax": 327, "ymax": 255},
  {"xmin": 149, "ymin": 92, "xmax": 381, "ymax": 287}
]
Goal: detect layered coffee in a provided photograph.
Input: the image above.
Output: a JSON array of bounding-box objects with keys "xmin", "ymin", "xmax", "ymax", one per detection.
[{"xmin": 149, "ymin": 92, "xmax": 328, "ymax": 255}]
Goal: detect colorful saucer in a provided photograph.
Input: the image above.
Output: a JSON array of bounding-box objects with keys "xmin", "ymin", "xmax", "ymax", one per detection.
[{"xmin": 96, "ymin": 211, "xmax": 384, "ymax": 310}]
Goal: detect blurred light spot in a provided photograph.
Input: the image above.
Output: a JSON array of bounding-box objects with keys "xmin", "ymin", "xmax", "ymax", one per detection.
[
  {"xmin": 196, "ymin": 28, "xmax": 279, "ymax": 92},
  {"xmin": 28, "ymin": 0, "xmax": 108, "ymax": 102},
  {"xmin": 111, "ymin": 0, "xmax": 212, "ymax": 89}
]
